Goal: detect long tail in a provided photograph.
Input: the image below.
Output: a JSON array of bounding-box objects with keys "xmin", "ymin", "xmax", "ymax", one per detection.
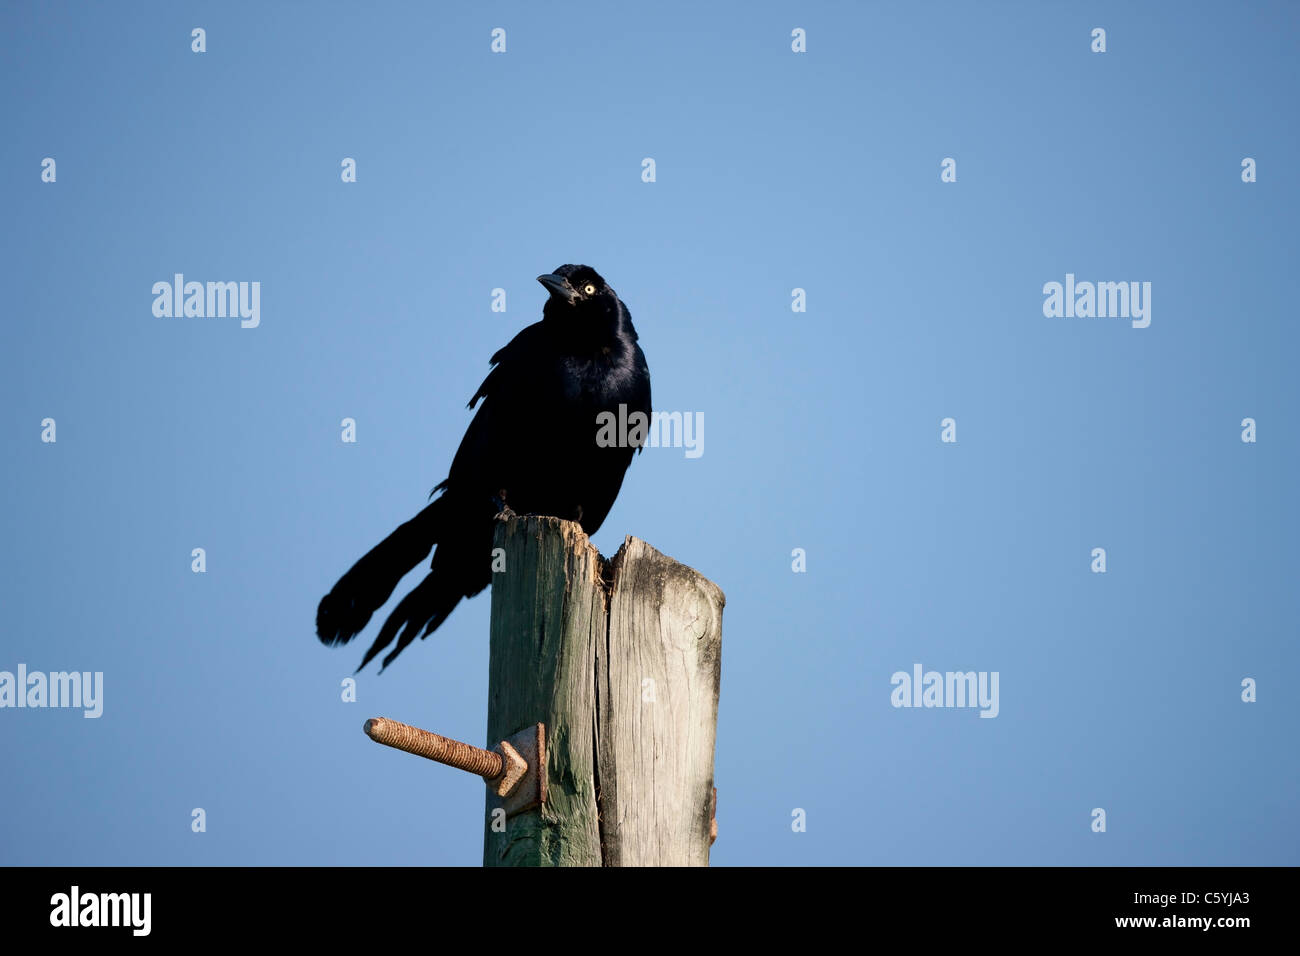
[
  {"xmin": 354, "ymin": 564, "xmax": 467, "ymax": 673},
  {"xmin": 316, "ymin": 498, "xmax": 444, "ymax": 650}
]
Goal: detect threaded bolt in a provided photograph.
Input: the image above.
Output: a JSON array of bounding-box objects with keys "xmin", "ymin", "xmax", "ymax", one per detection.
[{"xmin": 364, "ymin": 716, "xmax": 505, "ymax": 780}]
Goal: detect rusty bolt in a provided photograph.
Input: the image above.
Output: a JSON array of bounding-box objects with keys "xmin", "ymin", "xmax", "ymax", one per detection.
[{"xmin": 363, "ymin": 717, "xmax": 527, "ymax": 796}]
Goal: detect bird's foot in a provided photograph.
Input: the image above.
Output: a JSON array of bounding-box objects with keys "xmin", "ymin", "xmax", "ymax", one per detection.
[{"xmin": 492, "ymin": 490, "xmax": 516, "ymax": 520}]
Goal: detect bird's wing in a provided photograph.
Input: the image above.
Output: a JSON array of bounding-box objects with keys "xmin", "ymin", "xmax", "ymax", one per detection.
[
  {"xmin": 431, "ymin": 322, "xmax": 550, "ymax": 496},
  {"xmin": 467, "ymin": 321, "xmax": 549, "ymax": 409}
]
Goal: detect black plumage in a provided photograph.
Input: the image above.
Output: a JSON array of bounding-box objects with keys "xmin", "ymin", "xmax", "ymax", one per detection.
[{"xmin": 316, "ymin": 264, "xmax": 651, "ymax": 671}]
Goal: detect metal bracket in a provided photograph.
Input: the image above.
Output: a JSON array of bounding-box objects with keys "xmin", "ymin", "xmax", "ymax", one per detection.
[{"xmin": 495, "ymin": 722, "xmax": 547, "ymax": 817}]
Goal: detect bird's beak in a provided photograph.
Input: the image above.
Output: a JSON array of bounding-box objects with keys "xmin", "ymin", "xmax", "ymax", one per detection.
[{"xmin": 537, "ymin": 274, "xmax": 579, "ymax": 304}]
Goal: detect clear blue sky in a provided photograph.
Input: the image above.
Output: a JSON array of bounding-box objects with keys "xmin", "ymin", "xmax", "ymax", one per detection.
[{"xmin": 2, "ymin": 1, "xmax": 1296, "ymax": 866}]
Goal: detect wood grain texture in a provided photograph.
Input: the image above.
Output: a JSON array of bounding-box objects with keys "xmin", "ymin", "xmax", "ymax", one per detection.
[
  {"xmin": 598, "ymin": 537, "xmax": 725, "ymax": 866},
  {"xmin": 483, "ymin": 516, "xmax": 605, "ymax": 866},
  {"xmin": 482, "ymin": 515, "xmax": 725, "ymax": 867}
]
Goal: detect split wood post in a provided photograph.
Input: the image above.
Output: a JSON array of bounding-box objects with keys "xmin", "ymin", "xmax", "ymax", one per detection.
[{"xmin": 483, "ymin": 515, "xmax": 725, "ymax": 866}]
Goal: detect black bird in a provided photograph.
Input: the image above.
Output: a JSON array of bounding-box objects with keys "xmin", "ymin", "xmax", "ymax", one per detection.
[{"xmin": 316, "ymin": 264, "xmax": 651, "ymax": 671}]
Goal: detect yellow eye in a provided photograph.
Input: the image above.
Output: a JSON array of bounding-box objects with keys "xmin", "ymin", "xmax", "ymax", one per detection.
[{"xmin": 583, "ymin": 284, "xmax": 596, "ymax": 295}]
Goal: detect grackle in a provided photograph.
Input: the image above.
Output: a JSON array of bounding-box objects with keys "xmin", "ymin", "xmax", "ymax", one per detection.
[{"xmin": 316, "ymin": 264, "xmax": 651, "ymax": 671}]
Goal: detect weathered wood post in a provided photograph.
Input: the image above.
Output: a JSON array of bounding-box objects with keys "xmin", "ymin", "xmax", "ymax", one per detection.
[{"xmin": 483, "ymin": 515, "xmax": 725, "ymax": 866}]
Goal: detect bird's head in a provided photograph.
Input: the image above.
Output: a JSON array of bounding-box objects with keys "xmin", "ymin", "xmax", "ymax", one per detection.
[{"xmin": 537, "ymin": 264, "xmax": 627, "ymax": 329}]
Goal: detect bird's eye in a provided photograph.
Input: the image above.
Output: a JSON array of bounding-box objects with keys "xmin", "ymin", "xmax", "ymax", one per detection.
[{"xmin": 583, "ymin": 284, "xmax": 596, "ymax": 295}]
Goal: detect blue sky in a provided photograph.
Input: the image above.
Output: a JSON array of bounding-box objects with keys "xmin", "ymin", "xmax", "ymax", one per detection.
[{"xmin": 1, "ymin": 1, "xmax": 1296, "ymax": 865}]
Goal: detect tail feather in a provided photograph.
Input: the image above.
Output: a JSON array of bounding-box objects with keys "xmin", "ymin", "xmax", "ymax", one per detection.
[
  {"xmin": 356, "ymin": 571, "xmax": 464, "ymax": 673},
  {"xmin": 316, "ymin": 499, "xmax": 443, "ymax": 647}
]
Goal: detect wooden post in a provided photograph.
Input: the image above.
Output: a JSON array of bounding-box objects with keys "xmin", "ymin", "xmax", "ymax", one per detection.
[{"xmin": 483, "ymin": 515, "xmax": 725, "ymax": 866}]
